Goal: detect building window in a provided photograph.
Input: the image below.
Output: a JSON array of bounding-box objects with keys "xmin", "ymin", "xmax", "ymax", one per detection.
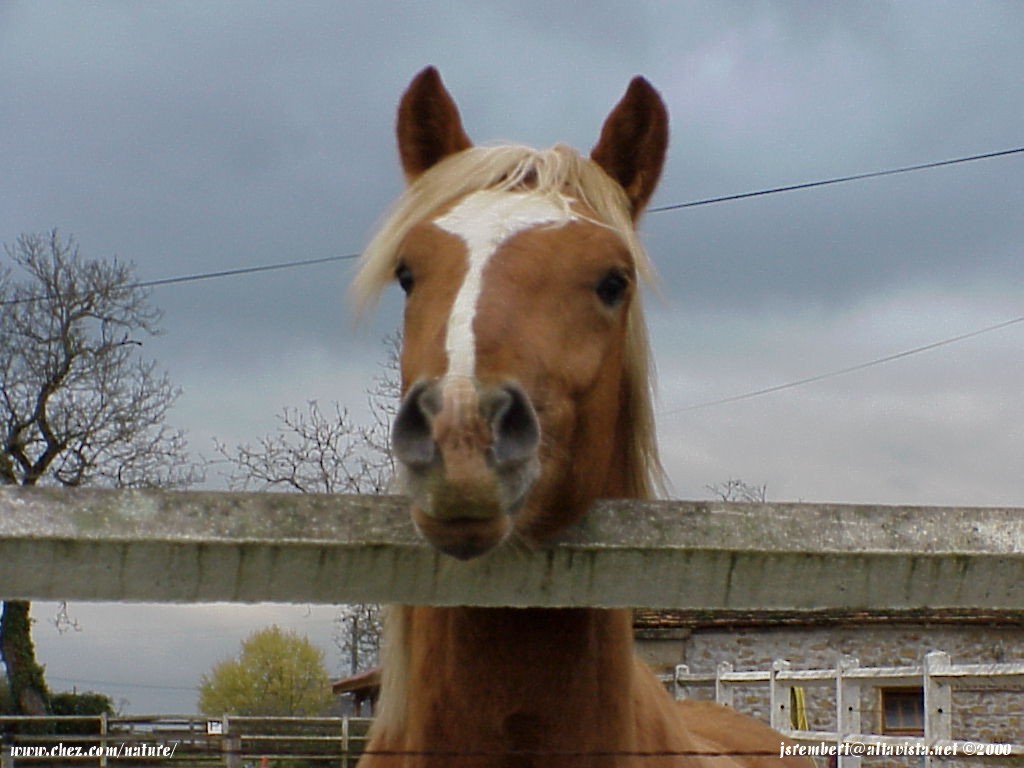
[{"xmin": 880, "ymin": 687, "xmax": 924, "ymax": 735}]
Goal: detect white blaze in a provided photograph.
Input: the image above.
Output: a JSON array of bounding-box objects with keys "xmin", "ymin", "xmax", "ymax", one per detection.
[{"xmin": 433, "ymin": 190, "xmax": 576, "ymax": 379}]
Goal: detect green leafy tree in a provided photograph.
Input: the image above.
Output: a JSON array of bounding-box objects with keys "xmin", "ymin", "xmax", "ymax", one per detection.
[
  {"xmin": 0, "ymin": 230, "xmax": 197, "ymax": 715},
  {"xmin": 198, "ymin": 626, "xmax": 331, "ymax": 716},
  {"xmin": 50, "ymin": 691, "xmax": 114, "ymax": 735}
]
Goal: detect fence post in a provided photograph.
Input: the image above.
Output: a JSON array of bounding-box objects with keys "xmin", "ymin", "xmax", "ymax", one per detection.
[
  {"xmin": 923, "ymin": 651, "xmax": 952, "ymax": 768},
  {"xmin": 223, "ymin": 715, "xmax": 241, "ymax": 768},
  {"xmin": 341, "ymin": 716, "xmax": 350, "ymax": 768},
  {"xmin": 769, "ymin": 659, "xmax": 792, "ymax": 733},
  {"xmin": 673, "ymin": 664, "xmax": 689, "ymax": 701},
  {"xmin": 716, "ymin": 661, "xmax": 735, "ymax": 708},
  {"xmin": 99, "ymin": 712, "xmax": 108, "ymax": 768},
  {"xmin": 836, "ymin": 655, "xmax": 862, "ymax": 768}
]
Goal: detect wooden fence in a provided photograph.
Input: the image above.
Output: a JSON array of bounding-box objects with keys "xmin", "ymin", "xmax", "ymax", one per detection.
[
  {"xmin": 674, "ymin": 651, "xmax": 1024, "ymax": 766},
  {"xmin": 0, "ymin": 713, "xmax": 373, "ymax": 767}
]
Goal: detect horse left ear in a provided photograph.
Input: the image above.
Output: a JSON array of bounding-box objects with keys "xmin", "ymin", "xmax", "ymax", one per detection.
[
  {"xmin": 397, "ymin": 66, "xmax": 473, "ymax": 183},
  {"xmin": 590, "ymin": 77, "xmax": 669, "ymax": 218}
]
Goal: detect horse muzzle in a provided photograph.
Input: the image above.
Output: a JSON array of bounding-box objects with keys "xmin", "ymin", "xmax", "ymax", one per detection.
[{"xmin": 392, "ymin": 376, "xmax": 541, "ymax": 559}]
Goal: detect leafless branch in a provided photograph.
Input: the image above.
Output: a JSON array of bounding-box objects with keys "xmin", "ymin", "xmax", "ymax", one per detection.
[
  {"xmin": 213, "ymin": 333, "xmax": 399, "ymax": 495},
  {"xmin": 706, "ymin": 477, "xmax": 768, "ymax": 503},
  {"xmin": 1, "ymin": 230, "xmax": 199, "ymax": 489}
]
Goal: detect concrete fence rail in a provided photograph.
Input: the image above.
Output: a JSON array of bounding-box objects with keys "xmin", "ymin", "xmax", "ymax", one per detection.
[{"xmin": 1, "ymin": 487, "xmax": 1022, "ymax": 609}]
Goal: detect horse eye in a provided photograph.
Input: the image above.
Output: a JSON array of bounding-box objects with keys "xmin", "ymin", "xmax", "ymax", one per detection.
[
  {"xmin": 595, "ymin": 269, "xmax": 630, "ymax": 308},
  {"xmin": 395, "ymin": 263, "xmax": 415, "ymax": 295}
]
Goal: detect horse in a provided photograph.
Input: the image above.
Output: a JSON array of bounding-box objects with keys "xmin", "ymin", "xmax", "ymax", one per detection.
[{"xmin": 353, "ymin": 67, "xmax": 812, "ymax": 767}]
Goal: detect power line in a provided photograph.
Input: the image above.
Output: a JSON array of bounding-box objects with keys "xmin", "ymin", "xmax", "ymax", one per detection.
[
  {"xmin": 2, "ymin": 144, "xmax": 1020, "ymax": 307},
  {"xmin": 3, "ymin": 145, "xmax": 1023, "ymax": 414},
  {"xmin": 0, "ymin": 253, "xmax": 362, "ymax": 307},
  {"xmin": 666, "ymin": 314, "xmax": 1024, "ymax": 414},
  {"xmin": 50, "ymin": 675, "xmax": 197, "ymax": 692},
  {"xmin": 136, "ymin": 253, "xmax": 358, "ymax": 289},
  {"xmin": 647, "ymin": 146, "xmax": 1024, "ymax": 213}
]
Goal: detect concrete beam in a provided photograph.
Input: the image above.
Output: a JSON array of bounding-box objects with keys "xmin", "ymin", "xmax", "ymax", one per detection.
[{"xmin": 1, "ymin": 487, "xmax": 1022, "ymax": 609}]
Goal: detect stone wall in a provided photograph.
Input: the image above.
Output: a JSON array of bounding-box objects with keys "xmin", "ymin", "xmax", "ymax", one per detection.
[{"xmin": 636, "ymin": 622, "xmax": 1024, "ymax": 767}]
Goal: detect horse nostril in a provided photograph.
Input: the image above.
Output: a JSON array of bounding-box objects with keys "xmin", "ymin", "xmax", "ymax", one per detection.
[
  {"xmin": 392, "ymin": 380, "xmax": 439, "ymax": 468},
  {"xmin": 394, "ymin": 379, "xmax": 539, "ymax": 473},
  {"xmin": 488, "ymin": 383, "xmax": 540, "ymax": 467}
]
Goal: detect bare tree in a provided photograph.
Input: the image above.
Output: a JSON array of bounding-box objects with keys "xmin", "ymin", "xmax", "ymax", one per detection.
[
  {"xmin": 0, "ymin": 231, "xmax": 196, "ymax": 489},
  {"xmin": 214, "ymin": 400, "xmax": 392, "ymax": 494},
  {"xmin": 214, "ymin": 334, "xmax": 399, "ymax": 675},
  {"xmin": 0, "ymin": 230, "xmax": 197, "ymax": 714},
  {"xmin": 334, "ymin": 603, "xmax": 383, "ymax": 676},
  {"xmin": 706, "ymin": 477, "xmax": 768, "ymax": 503},
  {"xmin": 214, "ymin": 334, "xmax": 399, "ymax": 495}
]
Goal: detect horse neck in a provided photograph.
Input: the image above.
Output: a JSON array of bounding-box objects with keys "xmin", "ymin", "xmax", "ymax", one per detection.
[
  {"xmin": 374, "ymin": 378, "xmax": 650, "ymax": 753},
  {"xmin": 385, "ymin": 467, "xmax": 643, "ymax": 753},
  {"xmin": 398, "ymin": 606, "xmax": 637, "ymax": 748}
]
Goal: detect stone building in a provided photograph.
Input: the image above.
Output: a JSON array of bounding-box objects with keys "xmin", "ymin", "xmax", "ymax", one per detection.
[{"xmin": 635, "ymin": 609, "xmax": 1024, "ymax": 765}]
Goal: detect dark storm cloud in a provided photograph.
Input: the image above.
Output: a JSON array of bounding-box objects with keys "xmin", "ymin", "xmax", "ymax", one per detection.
[
  {"xmin": 643, "ymin": 3, "xmax": 1024, "ymax": 311},
  {"xmin": 4, "ymin": 3, "xmax": 1020, "ymax": 322},
  {"xmin": 2, "ymin": 0, "xmax": 1021, "ymax": 505}
]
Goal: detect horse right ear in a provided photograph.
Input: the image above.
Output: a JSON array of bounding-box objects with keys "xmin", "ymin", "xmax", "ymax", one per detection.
[
  {"xmin": 397, "ymin": 67, "xmax": 473, "ymax": 183},
  {"xmin": 590, "ymin": 77, "xmax": 669, "ymax": 218}
]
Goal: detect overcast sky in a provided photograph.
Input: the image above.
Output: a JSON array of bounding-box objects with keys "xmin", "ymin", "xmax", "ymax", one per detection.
[{"xmin": 2, "ymin": 2, "xmax": 1022, "ymax": 713}]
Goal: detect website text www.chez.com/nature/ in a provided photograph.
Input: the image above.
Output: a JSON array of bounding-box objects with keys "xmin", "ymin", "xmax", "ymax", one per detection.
[
  {"xmin": 781, "ymin": 740, "xmax": 1014, "ymax": 758},
  {"xmin": 8, "ymin": 742, "xmax": 178, "ymax": 760}
]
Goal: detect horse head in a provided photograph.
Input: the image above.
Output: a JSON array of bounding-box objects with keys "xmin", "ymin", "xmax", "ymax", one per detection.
[{"xmin": 357, "ymin": 67, "xmax": 668, "ymax": 559}]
